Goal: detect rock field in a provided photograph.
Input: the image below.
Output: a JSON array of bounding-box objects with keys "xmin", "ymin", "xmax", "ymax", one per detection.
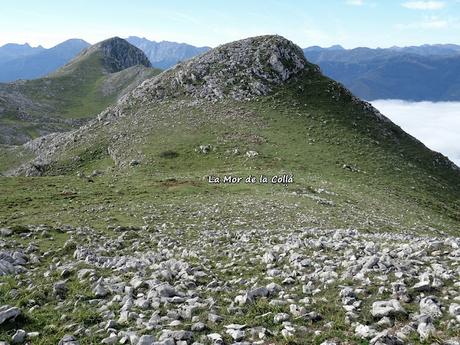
[{"xmin": 1, "ymin": 222, "xmax": 460, "ymax": 344}]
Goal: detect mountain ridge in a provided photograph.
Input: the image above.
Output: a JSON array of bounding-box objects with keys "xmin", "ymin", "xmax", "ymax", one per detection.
[
  {"xmin": 2, "ymin": 37, "xmax": 460, "ymax": 100},
  {"xmin": 303, "ymin": 45, "xmax": 460, "ymax": 100},
  {"xmin": 55, "ymin": 37, "xmax": 152, "ymax": 76},
  {"xmin": 121, "ymin": 35, "xmax": 308, "ymax": 104},
  {"xmin": 8, "ymin": 36, "xmax": 459, "ymax": 185}
]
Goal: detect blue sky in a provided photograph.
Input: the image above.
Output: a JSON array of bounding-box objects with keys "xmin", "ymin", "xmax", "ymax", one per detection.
[{"xmin": 1, "ymin": 0, "xmax": 460, "ymax": 48}]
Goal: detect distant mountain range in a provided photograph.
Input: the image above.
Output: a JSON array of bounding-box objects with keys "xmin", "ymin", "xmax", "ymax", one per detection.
[
  {"xmin": 0, "ymin": 37, "xmax": 209, "ymax": 82},
  {"xmin": 126, "ymin": 36, "xmax": 210, "ymax": 69},
  {"xmin": 1, "ymin": 38, "xmax": 460, "ymax": 101},
  {"xmin": 303, "ymin": 44, "xmax": 460, "ymax": 101},
  {"xmin": 0, "ymin": 39, "xmax": 90, "ymax": 82},
  {"xmin": 0, "ymin": 43, "xmax": 45, "ymax": 63},
  {"xmin": 304, "ymin": 43, "xmax": 460, "ymax": 58}
]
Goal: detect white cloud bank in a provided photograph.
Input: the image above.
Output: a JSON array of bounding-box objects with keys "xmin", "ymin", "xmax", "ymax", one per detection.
[{"xmin": 371, "ymin": 100, "xmax": 460, "ymax": 166}]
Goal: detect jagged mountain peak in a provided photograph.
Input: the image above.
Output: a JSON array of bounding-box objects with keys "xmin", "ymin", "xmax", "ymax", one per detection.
[
  {"xmin": 89, "ymin": 37, "xmax": 152, "ymax": 72},
  {"xmin": 125, "ymin": 35, "xmax": 313, "ymax": 103},
  {"xmin": 55, "ymin": 37, "xmax": 151, "ymax": 75}
]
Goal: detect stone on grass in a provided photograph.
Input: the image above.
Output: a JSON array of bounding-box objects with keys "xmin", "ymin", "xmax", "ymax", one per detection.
[
  {"xmin": 355, "ymin": 324, "xmax": 376, "ymax": 339},
  {"xmin": 371, "ymin": 300, "xmax": 406, "ymax": 318},
  {"xmin": 58, "ymin": 334, "xmax": 80, "ymax": 345},
  {"xmin": 0, "ymin": 306, "xmax": 21, "ymax": 325},
  {"xmin": 420, "ymin": 296, "xmax": 442, "ymax": 319},
  {"xmin": 417, "ymin": 315, "xmax": 435, "ymax": 340},
  {"xmin": 138, "ymin": 335, "xmax": 155, "ymax": 345},
  {"xmin": 11, "ymin": 329, "xmax": 26, "ymax": 344}
]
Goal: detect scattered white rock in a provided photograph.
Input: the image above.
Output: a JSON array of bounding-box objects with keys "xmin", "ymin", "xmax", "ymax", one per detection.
[{"xmin": 355, "ymin": 324, "xmax": 377, "ymax": 339}]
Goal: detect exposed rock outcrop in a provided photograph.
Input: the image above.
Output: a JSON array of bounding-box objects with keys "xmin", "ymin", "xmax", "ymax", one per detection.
[{"xmin": 122, "ymin": 35, "xmax": 311, "ymax": 104}]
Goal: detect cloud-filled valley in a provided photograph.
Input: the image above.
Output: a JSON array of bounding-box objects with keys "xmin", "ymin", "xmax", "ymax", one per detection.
[{"xmin": 371, "ymin": 99, "xmax": 460, "ymax": 166}]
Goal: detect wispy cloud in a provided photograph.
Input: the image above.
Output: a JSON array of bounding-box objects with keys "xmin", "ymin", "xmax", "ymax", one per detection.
[
  {"xmin": 402, "ymin": 1, "xmax": 445, "ymax": 10},
  {"xmin": 395, "ymin": 15, "xmax": 457, "ymax": 29},
  {"xmin": 346, "ymin": 0, "xmax": 364, "ymax": 5},
  {"xmin": 371, "ymin": 100, "xmax": 460, "ymax": 166},
  {"xmin": 396, "ymin": 18, "xmax": 449, "ymax": 29},
  {"xmin": 419, "ymin": 18, "xmax": 449, "ymax": 27}
]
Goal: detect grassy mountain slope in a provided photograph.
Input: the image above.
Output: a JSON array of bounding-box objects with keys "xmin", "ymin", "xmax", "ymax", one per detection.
[
  {"xmin": 0, "ymin": 37, "xmax": 160, "ymax": 144},
  {"xmin": 3, "ymin": 35, "xmax": 458, "ymax": 232},
  {"xmin": 0, "ymin": 36, "xmax": 459, "ymax": 344}
]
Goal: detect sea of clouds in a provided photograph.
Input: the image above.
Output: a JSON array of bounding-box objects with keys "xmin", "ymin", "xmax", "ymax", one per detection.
[{"xmin": 371, "ymin": 100, "xmax": 460, "ymax": 167}]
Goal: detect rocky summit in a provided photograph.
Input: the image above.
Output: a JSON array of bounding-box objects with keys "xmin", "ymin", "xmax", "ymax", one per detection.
[
  {"xmin": 125, "ymin": 35, "xmax": 309, "ymax": 102},
  {"xmin": 0, "ymin": 35, "xmax": 459, "ymax": 344}
]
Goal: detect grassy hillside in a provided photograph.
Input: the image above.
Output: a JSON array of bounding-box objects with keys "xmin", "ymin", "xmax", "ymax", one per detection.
[{"xmin": 2, "ymin": 65, "xmax": 458, "ymax": 232}]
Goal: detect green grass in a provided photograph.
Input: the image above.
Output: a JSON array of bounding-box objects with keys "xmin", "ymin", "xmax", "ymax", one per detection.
[{"xmin": 0, "ymin": 145, "xmax": 33, "ymax": 173}]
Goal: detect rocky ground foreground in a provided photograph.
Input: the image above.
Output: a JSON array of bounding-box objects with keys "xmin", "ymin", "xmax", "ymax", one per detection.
[{"xmin": 1, "ymin": 222, "xmax": 460, "ymax": 344}]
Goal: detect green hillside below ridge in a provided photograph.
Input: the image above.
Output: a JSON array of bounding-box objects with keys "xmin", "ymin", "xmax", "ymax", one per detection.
[
  {"xmin": 2, "ymin": 45, "xmax": 459, "ymax": 234},
  {"xmin": 0, "ymin": 37, "xmax": 160, "ymax": 145}
]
